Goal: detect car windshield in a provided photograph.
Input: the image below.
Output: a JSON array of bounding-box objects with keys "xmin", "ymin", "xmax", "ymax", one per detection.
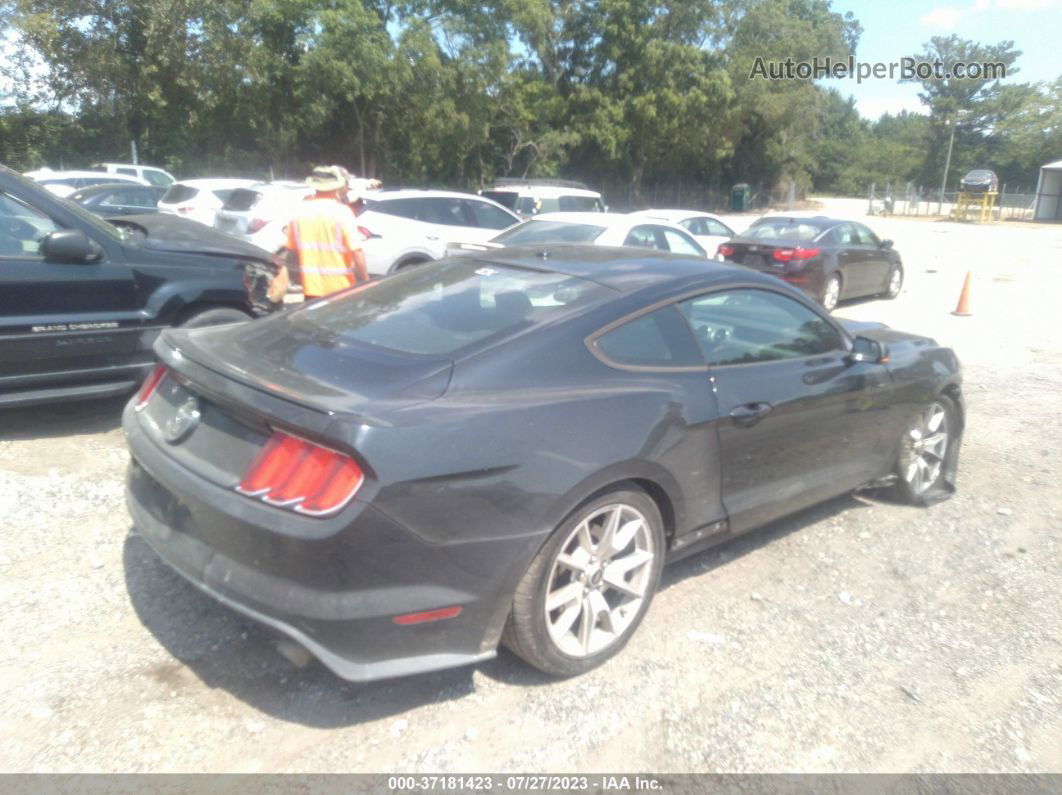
[
  {"xmin": 744, "ymin": 219, "xmax": 826, "ymax": 242},
  {"xmin": 295, "ymin": 258, "xmax": 614, "ymax": 356},
  {"xmin": 491, "ymin": 220, "xmax": 606, "ymax": 245},
  {"xmin": 480, "ymin": 191, "xmax": 519, "ymax": 211}
]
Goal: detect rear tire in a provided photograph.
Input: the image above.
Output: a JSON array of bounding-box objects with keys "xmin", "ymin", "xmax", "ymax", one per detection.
[
  {"xmin": 393, "ymin": 257, "xmax": 430, "ymax": 272},
  {"xmin": 821, "ymin": 273, "xmax": 842, "ymax": 311},
  {"xmin": 503, "ymin": 488, "xmax": 665, "ymax": 677},
  {"xmin": 178, "ymin": 307, "xmax": 252, "ymax": 329}
]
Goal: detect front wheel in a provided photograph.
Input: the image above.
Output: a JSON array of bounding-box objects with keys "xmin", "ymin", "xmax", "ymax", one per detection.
[
  {"xmin": 821, "ymin": 273, "xmax": 842, "ymax": 312},
  {"xmin": 892, "ymin": 396, "xmax": 957, "ymax": 504},
  {"xmin": 503, "ymin": 489, "xmax": 665, "ymax": 677},
  {"xmin": 882, "ymin": 264, "xmax": 904, "ymax": 299}
]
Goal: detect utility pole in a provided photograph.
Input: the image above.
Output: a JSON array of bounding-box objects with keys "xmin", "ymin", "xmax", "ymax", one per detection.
[{"xmin": 938, "ymin": 115, "xmax": 959, "ymax": 216}]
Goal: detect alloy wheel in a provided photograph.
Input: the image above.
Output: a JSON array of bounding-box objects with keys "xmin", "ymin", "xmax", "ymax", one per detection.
[
  {"xmin": 900, "ymin": 402, "xmax": 949, "ymax": 495},
  {"xmin": 887, "ymin": 267, "xmax": 903, "ymax": 298},
  {"xmin": 822, "ymin": 275, "xmax": 841, "ymax": 311},
  {"xmin": 543, "ymin": 503, "xmax": 656, "ymax": 658}
]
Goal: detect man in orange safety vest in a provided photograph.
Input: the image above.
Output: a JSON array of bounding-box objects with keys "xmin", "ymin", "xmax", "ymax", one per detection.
[{"xmin": 279, "ymin": 165, "xmax": 369, "ymax": 300}]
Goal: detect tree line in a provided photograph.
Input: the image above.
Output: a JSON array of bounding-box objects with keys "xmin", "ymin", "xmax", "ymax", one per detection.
[{"xmin": 0, "ymin": 0, "xmax": 1058, "ymax": 207}]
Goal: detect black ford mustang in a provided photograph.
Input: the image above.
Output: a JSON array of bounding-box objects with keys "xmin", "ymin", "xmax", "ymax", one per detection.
[{"xmin": 124, "ymin": 246, "xmax": 963, "ymax": 681}]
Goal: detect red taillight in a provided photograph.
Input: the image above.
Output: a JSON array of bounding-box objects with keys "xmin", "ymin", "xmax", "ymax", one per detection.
[
  {"xmin": 134, "ymin": 364, "xmax": 168, "ymax": 411},
  {"xmin": 357, "ymin": 225, "xmax": 377, "ymax": 240},
  {"xmin": 237, "ymin": 431, "xmax": 364, "ymax": 517},
  {"xmin": 717, "ymin": 244, "xmax": 735, "ymax": 258},
  {"xmin": 247, "ymin": 218, "xmax": 268, "ymax": 234},
  {"xmin": 773, "ymin": 247, "xmax": 820, "ymax": 262},
  {"xmin": 177, "ymin": 206, "xmax": 194, "ymax": 214},
  {"xmin": 393, "ymin": 606, "xmax": 463, "ymax": 626}
]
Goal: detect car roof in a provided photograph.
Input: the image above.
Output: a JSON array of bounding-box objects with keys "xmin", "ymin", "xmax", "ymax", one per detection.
[
  {"xmin": 95, "ymin": 162, "xmax": 170, "ymax": 172},
  {"xmin": 486, "ymin": 185, "xmax": 602, "ymax": 199},
  {"xmin": 460, "ymin": 243, "xmax": 764, "ymax": 294},
  {"xmin": 629, "ymin": 209, "xmax": 726, "ymax": 222},
  {"xmin": 32, "ymin": 170, "xmax": 145, "ymax": 181},
  {"xmin": 70, "ymin": 182, "xmax": 160, "ymax": 196},
  {"xmin": 368, "ymin": 188, "xmax": 497, "ymax": 201},
  {"xmin": 531, "ymin": 212, "xmax": 635, "ymax": 226},
  {"xmin": 750, "ymin": 214, "xmax": 844, "ymax": 226},
  {"xmin": 169, "ymin": 178, "xmax": 256, "ymax": 189}
]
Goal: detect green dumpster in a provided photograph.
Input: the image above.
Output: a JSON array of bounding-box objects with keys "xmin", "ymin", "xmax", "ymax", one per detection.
[{"xmin": 730, "ymin": 183, "xmax": 751, "ymax": 212}]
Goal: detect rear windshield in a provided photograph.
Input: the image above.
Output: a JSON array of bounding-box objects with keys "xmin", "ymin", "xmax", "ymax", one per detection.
[
  {"xmin": 223, "ymin": 189, "xmax": 262, "ymax": 211},
  {"xmin": 295, "ymin": 259, "xmax": 614, "ymax": 356},
  {"xmin": 558, "ymin": 195, "xmax": 601, "ymax": 212},
  {"xmin": 480, "ymin": 190, "xmax": 519, "ymax": 211},
  {"xmin": 491, "ymin": 219, "xmax": 606, "ymax": 245},
  {"xmin": 744, "ymin": 219, "xmax": 825, "ymax": 242},
  {"xmin": 161, "ymin": 184, "xmax": 198, "ymax": 203}
]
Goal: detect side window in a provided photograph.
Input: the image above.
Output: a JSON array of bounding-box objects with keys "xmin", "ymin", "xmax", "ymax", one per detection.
[
  {"xmin": 0, "ymin": 191, "xmax": 61, "ymax": 257},
  {"xmin": 462, "ymin": 200, "xmax": 517, "ymax": 230},
  {"xmin": 144, "ymin": 170, "xmax": 171, "ymax": 187},
  {"xmin": 594, "ymin": 306, "xmax": 703, "ymax": 368},
  {"xmin": 830, "ymin": 223, "xmax": 856, "ymax": 246},
  {"xmin": 854, "ymin": 224, "xmax": 879, "ymax": 246},
  {"xmin": 623, "ymin": 224, "xmax": 663, "ymax": 250},
  {"xmin": 116, "ymin": 167, "xmax": 138, "ymax": 176},
  {"xmin": 100, "ymin": 188, "xmax": 134, "ymax": 207},
  {"xmin": 421, "ymin": 198, "xmax": 467, "ymax": 226},
  {"xmin": 370, "ymin": 198, "xmax": 422, "ymax": 220},
  {"xmin": 679, "ymin": 217, "xmax": 704, "ymax": 235},
  {"xmin": 704, "ymin": 218, "xmax": 734, "ymax": 237},
  {"xmin": 679, "ymin": 288, "xmax": 844, "ymax": 367},
  {"xmin": 662, "ymin": 228, "xmax": 706, "ymax": 256},
  {"xmin": 129, "ymin": 188, "xmax": 160, "ymax": 208}
]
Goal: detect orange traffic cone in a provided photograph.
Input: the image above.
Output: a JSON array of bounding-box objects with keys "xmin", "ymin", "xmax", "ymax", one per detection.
[{"xmin": 952, "ymin": 272, "xmax": 973, "ymax": 316}]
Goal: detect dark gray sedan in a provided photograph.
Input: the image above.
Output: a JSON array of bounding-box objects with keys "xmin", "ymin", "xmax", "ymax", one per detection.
[
  {"xmin": 124, "ymin": 246, "xmax": 962, "ymax": 681},
  {"xmin": 718, "ymin": 215, "xmax": 904, "ymax": 310}
]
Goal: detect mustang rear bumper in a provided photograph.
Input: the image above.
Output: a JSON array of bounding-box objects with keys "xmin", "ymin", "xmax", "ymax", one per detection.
[{"xmin": 123, "ymin": 403, "xmax": 536, "ymax": 682}]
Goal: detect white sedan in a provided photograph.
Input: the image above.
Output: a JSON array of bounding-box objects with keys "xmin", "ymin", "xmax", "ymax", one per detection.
[
  {"xmin": 628, "ymin": 209, "xmax": 736, "ymax": 258},
  {"xmin": 447, "ymin": 212, "xmax": 708, "ymax": 258}
]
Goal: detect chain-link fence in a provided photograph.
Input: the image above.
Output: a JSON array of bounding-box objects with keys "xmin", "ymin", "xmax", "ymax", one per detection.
[
  {"xmin": 610, "ymin": 180, "xmax": 808, "ymax": 213},
  {"xmin": 866, "ymin": 181, "xmax": 1035, "ymax": 221}
]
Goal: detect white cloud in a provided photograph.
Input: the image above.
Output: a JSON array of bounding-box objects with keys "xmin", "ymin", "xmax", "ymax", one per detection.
[
  {"xmin": 855, "ymin": 96, "xmax": 928, "ymax": 121},
  {"xmin": 920, "ymin": 6, "xmax": 965, "ymax": 29}
]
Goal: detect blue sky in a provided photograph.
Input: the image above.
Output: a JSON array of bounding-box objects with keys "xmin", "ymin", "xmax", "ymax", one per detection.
[{"xmin": 824, "ymin": 0, "xmax": 1059, "ymax": 119}]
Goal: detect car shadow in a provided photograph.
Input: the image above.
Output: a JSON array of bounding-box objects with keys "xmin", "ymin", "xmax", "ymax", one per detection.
[
  {"xmin": 122, "ymin": 491, "xmax": 875, "ymax": 728},
  {"xmin": 0, "ymin": 395, "xmax": 127, "ymax": 441}
]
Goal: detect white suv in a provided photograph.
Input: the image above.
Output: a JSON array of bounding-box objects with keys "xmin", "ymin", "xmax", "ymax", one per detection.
[
  {"xmin": 479, "ymin": 180, "xmax": 605, "ymax": 218},
  {"xmin": 213, "ymin": 181, "xmax": 311, "ymax": 252},
  {"xmin": 91, "ymin": 163, "xmax": 176, "ymax": 187},
  {"xmin": 356, "ymin": 190, "xmax": 520, "ymax": 275},
  {"xmin": 157, "ymin": 178, "xmax": 256, "ymax": 226}
]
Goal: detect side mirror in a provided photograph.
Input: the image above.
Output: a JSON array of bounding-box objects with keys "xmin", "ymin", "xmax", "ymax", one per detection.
[
  {"xmin": 880, "ymin": 239, "xmax": 893, "ymax": 250},
  {"xmin": 847, "ymin": 336, "xmax": 888, "ymax": 364},
  {"xmin": 40, "ymin": 230, "xmax": 102, "ymax": 263}
]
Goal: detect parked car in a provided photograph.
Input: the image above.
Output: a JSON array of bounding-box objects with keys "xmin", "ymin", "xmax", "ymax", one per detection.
[
  {"xmin": 717, "ymin": 215, "xmax": 903, "ymax": 311},
  {"xmin": 213, "ymin": 181, "xmax": 311, "ymax": 253},
  {"xmin": 627, "ymin": 209, "xmax": 736, "ymax": 258},
  {"xmin": 67, "ymin": 182, "xmax": 168, "ymax": 217},
  {"xmin": 959, "ymin": 168, "xmax": 999, "ymax": 195},
  {"xmin": 449, "ymin": 212, "xmax": 708, "ymax": 257},
  {"xmin": 125, "ymin": 246, "xmax": 963, "ymax": 682},
  {"xmin": 479, "ymin": 179, "xmax": 606, "ymax": 218},
  {"xmin": 355, "ymin": 189, "xmax": 520, "ymax": 275},
  {"xmin": 23, "ymin": 169, "xmax": 149, "ymax": 198},
  {"xmin": 157, "ymin": 178, "xmax": 256, "ymax": 226},
  {"xmin": 0, "ymin": 163, "xmax": 278, "ymax": 408},
  {"xmin": 91, "ymin": 162, "xmax": 176, "ymax": 187}
]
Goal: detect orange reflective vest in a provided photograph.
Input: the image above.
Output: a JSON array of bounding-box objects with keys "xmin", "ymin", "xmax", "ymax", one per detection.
[{"xmin": 286, "ymin": 197, "xmax": 363, "ymax": 298}]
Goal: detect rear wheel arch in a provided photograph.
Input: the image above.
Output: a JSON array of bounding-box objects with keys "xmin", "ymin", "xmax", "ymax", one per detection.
[{"xmin": 390, "ymin": 255, "xmax": 432, "ymax": 273}]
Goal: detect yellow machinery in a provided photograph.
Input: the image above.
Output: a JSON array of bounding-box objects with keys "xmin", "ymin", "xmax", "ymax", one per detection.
[{"xmin": 953, "ymin": 190, "xmax": 997, "ymax": 223}]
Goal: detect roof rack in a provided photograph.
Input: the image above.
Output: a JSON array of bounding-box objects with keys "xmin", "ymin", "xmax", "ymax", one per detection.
[{"xmin": 491, "ymin": 177, "xmax": 590, "ymax": 190}]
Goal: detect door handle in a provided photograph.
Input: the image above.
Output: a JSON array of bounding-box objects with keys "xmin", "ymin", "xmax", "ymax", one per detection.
[
  {"xmin": 729, "ymin": 402, "xmax": 773, "ymax": 427},
  {"xmin": 425, "ymin": 235, "xmax": 439, "ymax": 241}
]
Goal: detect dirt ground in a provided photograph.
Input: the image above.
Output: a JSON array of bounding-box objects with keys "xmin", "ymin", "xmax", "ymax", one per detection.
[{"xmin": 1, "ymin": 197, "xmax": 1060, "ymax": 773}]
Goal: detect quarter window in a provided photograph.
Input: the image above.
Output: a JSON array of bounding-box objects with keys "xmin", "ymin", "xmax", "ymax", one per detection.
[
  {"xmin": 679, "ymin": 289, "xmax": 844, "ymax": 367},
  {"xmin": 461, "ymin": 200, "xmax": 518, "ymax": 230},
  {"xmin": 594, "ymin": 307, "xmax": 703, "ymax": 368},
  {"xmin": 662, "ymin": 228, "xmax": 705, "ymax": 256},
  {"xmin": 623, "ymin": 225, "xmax": 664, "ymax": 250}
]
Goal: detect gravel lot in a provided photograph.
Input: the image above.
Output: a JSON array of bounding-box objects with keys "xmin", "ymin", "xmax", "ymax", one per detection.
[{"xmin": 1, "ymin": 198, "xmax": 1060, "ymax": 773}]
